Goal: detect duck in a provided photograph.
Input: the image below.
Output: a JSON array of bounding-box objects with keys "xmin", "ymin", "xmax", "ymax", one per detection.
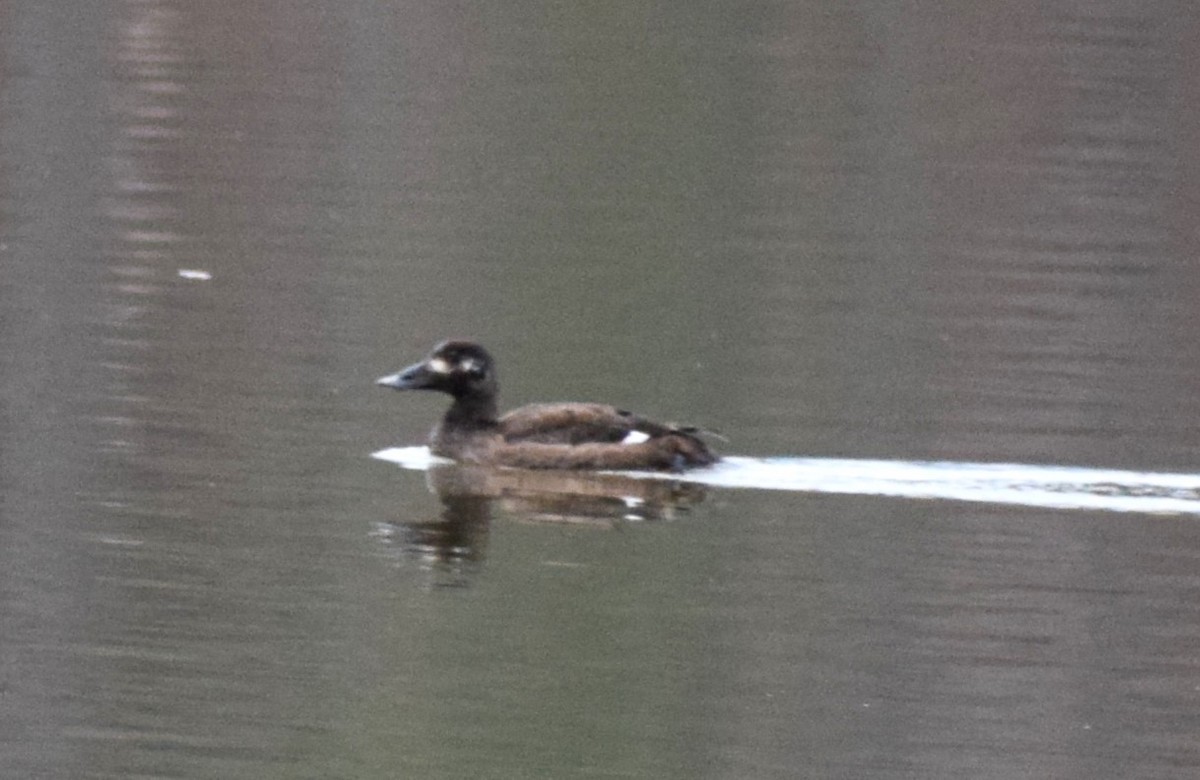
[{"xmin": 376, "ymin": 341, "xmax": 718, "ymax": 471}]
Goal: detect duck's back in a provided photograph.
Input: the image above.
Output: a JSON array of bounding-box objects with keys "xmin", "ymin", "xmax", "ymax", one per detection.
[{"xmin": 499, "ymin": 403, "xmax": 642, "ymax": 445}]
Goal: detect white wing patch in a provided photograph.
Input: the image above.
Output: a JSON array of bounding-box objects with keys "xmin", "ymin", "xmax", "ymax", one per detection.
[{"xmin": 622, "ymin": 430, "xmax": 651, "ymax": 445}]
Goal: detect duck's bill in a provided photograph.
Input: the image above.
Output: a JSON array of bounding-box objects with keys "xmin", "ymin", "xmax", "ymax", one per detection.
[{"xmin": 375, "ymin": 361, "xmax": 434, "ymax": 390}]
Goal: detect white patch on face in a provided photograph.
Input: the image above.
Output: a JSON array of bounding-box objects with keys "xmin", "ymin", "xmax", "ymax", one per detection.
[
  {"xmin": 460, "ymin": 358, "xmax": 481, "ymax": 374},
  {"xmin": 621, "ymin": 430, "xmax": 651, "ymax": 445},
  {"xmin": 428, "ymin": 357, "xmax": 452, "ymax": 374}
]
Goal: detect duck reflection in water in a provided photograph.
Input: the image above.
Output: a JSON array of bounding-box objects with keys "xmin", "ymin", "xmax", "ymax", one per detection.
[
  {"xmin": 373, "ymin": 340, "xmax": 716, "ymax": 583},
  {"xmin": 373, "ymin": 462, "xmax": 708, "ymax": 584}
]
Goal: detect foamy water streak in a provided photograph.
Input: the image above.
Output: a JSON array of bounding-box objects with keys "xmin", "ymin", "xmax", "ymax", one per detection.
[{"xmin": 371, "ymin": 448, "xmax": 1200, "ymax": 515}]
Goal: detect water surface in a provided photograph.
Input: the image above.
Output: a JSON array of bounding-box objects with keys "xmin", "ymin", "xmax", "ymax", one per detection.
[{"xmin": 4, "ymin": 2, "xmax": 1200, "ymax": 778}]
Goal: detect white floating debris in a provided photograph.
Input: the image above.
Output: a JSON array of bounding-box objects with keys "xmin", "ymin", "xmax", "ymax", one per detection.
[{"xmin": 177, "ymin": 269, "xmax": 212, "ymax": 280}]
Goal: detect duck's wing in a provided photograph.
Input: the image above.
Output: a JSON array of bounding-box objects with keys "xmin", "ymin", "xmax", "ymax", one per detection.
[
  {"xmin": 499, "ymin": 403, "xmax": 646, "ymax": 444},
  {"xmin": 497, "ymin": 403, "xmax": 719, "ymax": 470}
]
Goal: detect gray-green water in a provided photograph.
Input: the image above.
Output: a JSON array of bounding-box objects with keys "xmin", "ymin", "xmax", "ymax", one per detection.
[{"xmin": 5, "ymin": 2, "xmax": 1200, "ymax": 778}]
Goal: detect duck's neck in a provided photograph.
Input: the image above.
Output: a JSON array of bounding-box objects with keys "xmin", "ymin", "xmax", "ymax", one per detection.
[{"xmin": 443, "ymin": 392, "xmax": 499, "ymax": 428}]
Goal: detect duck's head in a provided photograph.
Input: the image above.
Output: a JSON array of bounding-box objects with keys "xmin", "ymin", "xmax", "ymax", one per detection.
[{"xmin": 376, "ymin": 340, "xmax": 497, "ymax": 400}]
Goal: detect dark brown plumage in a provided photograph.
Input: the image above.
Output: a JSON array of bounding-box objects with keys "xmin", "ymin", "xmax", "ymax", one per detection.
[{"xmin": 377, "ymin": 341, "xmax": 718, "ymax": 471}]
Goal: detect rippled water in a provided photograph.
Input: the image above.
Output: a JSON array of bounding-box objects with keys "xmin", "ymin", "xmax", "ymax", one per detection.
[
  {"xmin": 376, "ymin": 446, "xmax": 1200, "ymax": 514},
  {"xmin": 5, "ymin": 2, "xmax": 1200, "ymax": 778}
]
